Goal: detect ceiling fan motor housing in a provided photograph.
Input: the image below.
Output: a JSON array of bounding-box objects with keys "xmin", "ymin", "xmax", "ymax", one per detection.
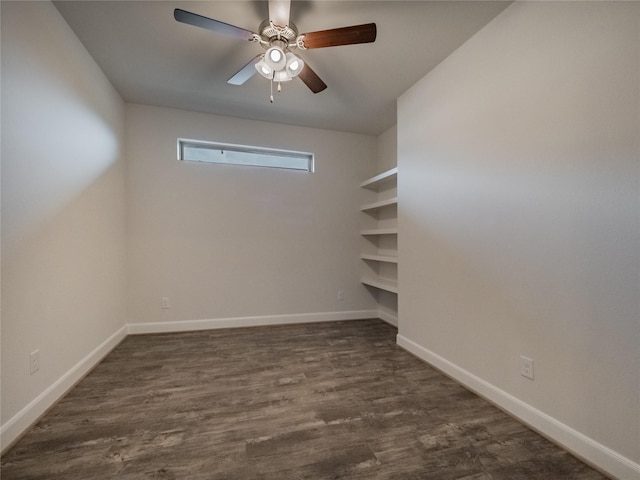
[{"xmin": 258, "ymin": 19, "xmax": 298, "ymax": 48}]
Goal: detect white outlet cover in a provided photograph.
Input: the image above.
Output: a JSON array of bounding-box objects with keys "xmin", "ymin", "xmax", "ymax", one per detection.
[
  {"xmin": 520, "ymin": 355, "xmax": 534, "ymax": 380},
  {"xmin": 30, "ymin": 349, "xmax": 40, "ymax": 375}
]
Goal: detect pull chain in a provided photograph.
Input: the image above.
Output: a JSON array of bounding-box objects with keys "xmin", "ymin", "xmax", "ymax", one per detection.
[
  {"xmin": 270, "ymin": 74, "xmax": 274, "ymax": 103},
  {"xmin": 268, "ymin": 73, "xmax": 282, "ymax": 103}
]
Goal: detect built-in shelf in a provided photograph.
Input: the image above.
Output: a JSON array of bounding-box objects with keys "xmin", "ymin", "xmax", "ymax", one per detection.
[
  {"xmin": 361, "ymin": 276, "xmax": 398, "ymax": 294},
  {"xmin": 359, "ymin": 167, "xmax": 399, "ymax": 305},
  {"xmin": 361, "ymin": 253, "xmax": 398, "ymax": 264},
  {"xmin": 360, "ymin": 167, "xmax": 398, "ymax": 190},
  {"xmin": 361, "ymin": 197, "xmax": 398, "ymax": 212},
  {"xmin": 360, "ymin": 227, "xmax": 398, "ymax": 236}
]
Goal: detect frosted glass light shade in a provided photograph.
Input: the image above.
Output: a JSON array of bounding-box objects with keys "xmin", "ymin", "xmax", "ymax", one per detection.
[
  {"xmin": 255, "ymin": 58, "xmax": 273, "ymax": 79},
  {"xmin": 285, "ymin": 52, "xmax": 304, "ymax": 77},
  {"xmin": 265, "ymin": 46, "xmax": 286, "ymax": 70}
]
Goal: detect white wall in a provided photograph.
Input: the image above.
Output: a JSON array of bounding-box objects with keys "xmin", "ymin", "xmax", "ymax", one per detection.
[
  {"xmin": 1, "ymin": 1, "xmax": 127, "ymax": 450},
  {"xmin": 126, "ymin": 104, "xmax": 378, "ymax": 329},
  {"xmin": 377, "ymin": 125, "xmax": 397, "ymax": 173},
  {"xmin": 397, "ymin": 2, "xmax": 639, "ymax": 478}
]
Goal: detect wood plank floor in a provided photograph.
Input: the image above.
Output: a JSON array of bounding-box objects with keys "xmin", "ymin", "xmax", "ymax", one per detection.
[{"xmin": 2, "ymin": 319, "xmax": 608, "ymax": 479}]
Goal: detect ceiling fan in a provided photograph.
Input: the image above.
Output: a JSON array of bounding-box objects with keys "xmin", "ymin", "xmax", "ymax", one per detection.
[{"xmin": 174, "ymin": 0, "xmax": 376, "ymax": 102}]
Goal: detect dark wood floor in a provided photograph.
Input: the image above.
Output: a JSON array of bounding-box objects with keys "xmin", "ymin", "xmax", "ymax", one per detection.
[{"xmin": 2, "ymin": 319, "xmax": 608, "ymax": 479}]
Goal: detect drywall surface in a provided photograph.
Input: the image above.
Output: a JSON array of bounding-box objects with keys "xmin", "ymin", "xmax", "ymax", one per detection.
[
  {"xmin": 398, "ymin": 0, "xmax": 639, "ymax": 473},
  {"xmin": 1, "ymin": 0, "xmax": 127, "ymax": 438},
  {"xmin": 126, "ymin": 104, "xmax": 378, "ymax": 326},
  {"xmin": 377, "ymin": 125, "xmax": 397, "ymax": 173}
]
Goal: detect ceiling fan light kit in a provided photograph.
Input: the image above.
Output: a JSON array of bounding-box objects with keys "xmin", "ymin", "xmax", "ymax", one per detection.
[{"xmin": 174, "ymin": 0, "xmax": 376, "ymax": 102}]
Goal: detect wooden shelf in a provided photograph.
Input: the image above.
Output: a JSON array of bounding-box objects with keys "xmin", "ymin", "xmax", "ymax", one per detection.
[
  {"xmin": 360, "ymin": 167, "xmax": 398, "ymax": 190},
  {"xmin": 361, "ymin": 197, "xmax": 398, "ymax": 212},
  {"xmin": 361, "ymin": 253, "xmax": 398, "ymax": 264},
  {"xmin": 361, "ymin": 276, "xmax": 399, "ymax": 294},
  {"xmin": 360, "ymin": 227, "xmax": 398, "ymax": 236}
]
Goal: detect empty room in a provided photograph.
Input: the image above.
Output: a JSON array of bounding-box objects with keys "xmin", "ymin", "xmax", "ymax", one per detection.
[{"xmin": 1, "ymin": 1, "xmax": 638, "ymax": 479}]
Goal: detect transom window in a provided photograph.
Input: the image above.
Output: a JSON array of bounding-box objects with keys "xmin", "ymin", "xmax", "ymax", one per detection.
[{"xmin": 178, "ymin": 139, "xmax": 314, "ymax": 172}]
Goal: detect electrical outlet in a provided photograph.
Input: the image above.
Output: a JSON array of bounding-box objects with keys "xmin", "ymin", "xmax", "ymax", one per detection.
[
  {"xmin": 30, "ymin": 349, "xmax": 40, "ymax": 375},
  {"xmin": 337, "ymin": 290, "xmax": 345, "ymax": 301},
  {"xmin": 520, "ymin": 355, "xmax": 534, "ymax": 380},
  {"xmin": 161, "ymin": 297, "xmax": 170, "ymax": 309}
]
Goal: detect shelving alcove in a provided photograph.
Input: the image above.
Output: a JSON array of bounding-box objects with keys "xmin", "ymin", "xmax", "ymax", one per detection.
[{"xmin": 359, "ymin": 167, "xmax": 398, "ymax": 302}]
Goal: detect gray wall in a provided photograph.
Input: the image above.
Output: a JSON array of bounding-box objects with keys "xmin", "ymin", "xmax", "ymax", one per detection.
[
  {"xmin": 1, "ymin": 1, "xmax": 127, "ymax": 447},
  {"xmin": 397, "ymin": 1, "xmax": 639, "ymax": 476},
  {"xmin": 125, "ymin": 104, "xmax": 378, "ymax": 328}
]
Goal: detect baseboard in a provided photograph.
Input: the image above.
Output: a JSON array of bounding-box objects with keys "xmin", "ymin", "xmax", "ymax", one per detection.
[
  {"xmin": 396, "ymin": 334, "xmax": 640, "ymax": 480},
  {"xmin": 127, "ymin": 310, "xmax": 380, "ymax": 335},
  {"xmin": 378, "ymin": 309, "xmax": 398, "ymax": 327},
  {"xmin": 0, "ymin": 325, "xmax": 128, "ymax": 454}
]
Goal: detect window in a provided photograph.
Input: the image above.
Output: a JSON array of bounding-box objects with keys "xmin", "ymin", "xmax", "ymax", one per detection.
[{"xmin": 178, "ymin": 139, "xmax": 314, "ymax": 172}]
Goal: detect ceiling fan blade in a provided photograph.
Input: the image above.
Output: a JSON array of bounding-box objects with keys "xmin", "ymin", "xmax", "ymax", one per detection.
[
  {"xmin": 174, "ymin": 8, "xmax": 255, "ymax": 41},
  {"xmin": 268, "ymin": 0, "xmax": 291, "ymax": 27},
  {"xmin": 300, "ymin": 23, "xmax": 377, "ymax": 49},
  {"xmin": 227, "ymin": 55, "xmax": 262, "ymax": 85},
  {"xmin": 298, "ymin": 63, "xmax": 327, "ymax": 94}
]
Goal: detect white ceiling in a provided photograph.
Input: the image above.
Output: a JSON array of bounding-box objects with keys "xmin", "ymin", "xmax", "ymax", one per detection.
[{"xmin": 53, "ymin": 1, "xmax": 509, "ymax": 136}]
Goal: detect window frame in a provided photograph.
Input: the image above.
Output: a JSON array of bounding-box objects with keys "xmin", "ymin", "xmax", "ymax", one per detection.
[{"xmin": 177, "ymin": 138, "xmax": 315, "ymax": 173}]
